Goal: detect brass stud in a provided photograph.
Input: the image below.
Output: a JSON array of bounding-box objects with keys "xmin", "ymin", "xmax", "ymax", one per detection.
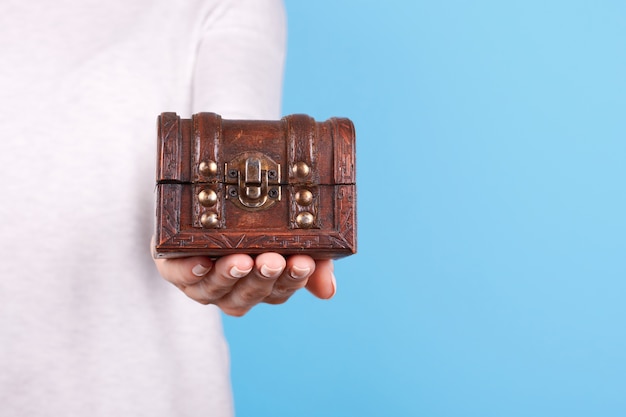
[
  {"xmin": 292, "ymin": 161, "xmax": 310, "ymax": 178},
  {"xmin": 198, "ymin": 189, "xmax": 217, "ymax": 207},
  {"xmin": 296, "ymin": 212, "xmax": 315, "ymax": 228},
  {"xmin": 200, "ymin": 212, "xmax": 219, "ymax": 228},
  {"xmin": 295, "ymin": 189, "xmax": 313, "ymax": 206},
  {"xmin": 199, "ymin": 160, "xmax": 218, "ymax": 176}
]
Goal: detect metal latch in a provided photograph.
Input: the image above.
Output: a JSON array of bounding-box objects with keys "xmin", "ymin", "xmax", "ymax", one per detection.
[{"xmin": 224, "ymin": 152, "xmax": 281, "ymax": 211}]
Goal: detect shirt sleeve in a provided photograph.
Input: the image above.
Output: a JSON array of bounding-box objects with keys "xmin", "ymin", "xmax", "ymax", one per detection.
[{"xmin": 192, "ymin": 0, "xmax": 287, "ymax": 119}]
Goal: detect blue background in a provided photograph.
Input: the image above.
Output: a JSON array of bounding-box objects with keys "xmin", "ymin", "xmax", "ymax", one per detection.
[{"xmin": 224, "ymin": 1, "xmax": 626, "ymax": 416}]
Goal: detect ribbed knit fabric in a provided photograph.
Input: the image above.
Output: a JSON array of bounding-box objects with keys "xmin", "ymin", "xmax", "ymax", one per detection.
[{"xmin": 0, "ymin": 1, "xmax": 285, "ymax": 415}]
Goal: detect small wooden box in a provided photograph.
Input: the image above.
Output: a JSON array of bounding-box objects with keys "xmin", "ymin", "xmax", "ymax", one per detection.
[{"xmin": 154, "ymin": 112, "xmax": 356, "ymax": 259}]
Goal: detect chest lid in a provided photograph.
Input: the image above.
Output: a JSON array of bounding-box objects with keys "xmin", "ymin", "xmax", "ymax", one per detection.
[{"xmin": 157, "ymin": 112, "xmax": 355, "ymax": 190}]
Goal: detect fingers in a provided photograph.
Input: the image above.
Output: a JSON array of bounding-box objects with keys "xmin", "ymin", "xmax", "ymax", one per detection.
[
  {"xmin": 180, "ymin": 254, "xmax": 255, "ymax": 305},
  {"xmin": 263, "ymin": 255, "xmax": 316, "ymax": 305},
  {"xmin": 306, "ymin": 259, "xmax": 336, "ymax": 299},
  {"xmin": 155, "ymin": 254, "xmax": 253, "ymax": 304},
  {"xmin": 154, "ymin": 256, "xmax": 216, "ymax": 287},
  {"xmin": 153, "ymin": 251, "xmax": 334, "ymax": 316},
  {"xmin": 216, "ymin": 253, "xmax": 286, "ymax": 316}
]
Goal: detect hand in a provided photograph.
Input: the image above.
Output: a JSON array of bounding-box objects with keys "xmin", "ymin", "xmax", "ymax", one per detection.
[{"xmin": 154, "ymin": 253, "xmax": 336, "ymax": 316}]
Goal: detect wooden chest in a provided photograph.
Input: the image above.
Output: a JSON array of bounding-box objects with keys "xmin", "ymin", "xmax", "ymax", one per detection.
[{"xmin": 153, "ymin": 112, "xmax": 356, "ymax": 259}]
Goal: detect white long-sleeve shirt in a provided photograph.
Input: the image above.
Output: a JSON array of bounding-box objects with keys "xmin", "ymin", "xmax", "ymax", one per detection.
[{"xmin": 0, "ymin": 1, "xmax": 285, "ymax": 415}]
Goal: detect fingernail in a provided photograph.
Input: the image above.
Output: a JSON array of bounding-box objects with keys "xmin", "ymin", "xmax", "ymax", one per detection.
[
  {"xmin": 192, "ymin": 264, "xmax": 211, "ymax": 277},
  {"xmin": 260, "ymin": 264, "xmax": 284, "ymax": 278},
  {"xmin": 229, "ymin": 266, "xmax": 252, "ymax": 278},
  {"xmin": 329, "ymin": 272, "xmax": 337, "ymax": 298},
  {"xmin": 290, "ymin": 265, "xmax": 311, "ymax": 280}
]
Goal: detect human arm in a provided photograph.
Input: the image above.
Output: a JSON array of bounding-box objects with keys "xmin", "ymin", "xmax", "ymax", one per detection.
[{"xmin": 153, "ymin": 0, "xmax": 336, "ymax": 315}]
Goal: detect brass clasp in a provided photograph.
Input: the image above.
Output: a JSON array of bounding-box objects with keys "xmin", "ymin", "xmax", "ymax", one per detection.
[{"xmin": 225, "ymin": 152, "xmax": 281, "ymax": 211}]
